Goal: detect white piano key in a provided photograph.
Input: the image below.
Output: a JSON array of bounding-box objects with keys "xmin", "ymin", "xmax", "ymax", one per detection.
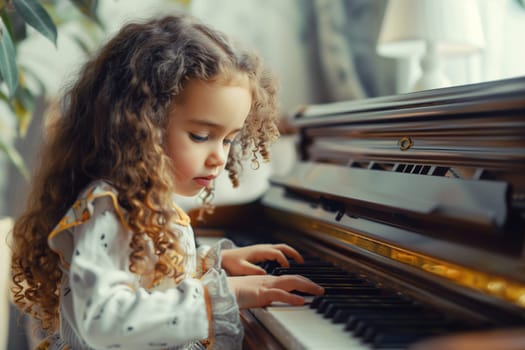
[{"xmin": 251, "ymin": 305, "xmax": 371, "ymax": 350}]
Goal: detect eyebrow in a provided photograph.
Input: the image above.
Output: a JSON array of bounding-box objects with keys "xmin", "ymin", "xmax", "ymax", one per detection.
[{"xmin": 188, "ymin": 119, "xmax": 243, "ymax": 133}]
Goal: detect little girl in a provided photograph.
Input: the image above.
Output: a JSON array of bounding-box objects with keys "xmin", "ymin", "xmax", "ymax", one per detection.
[{"xmin": 10, "ymin": 14, "xmax": 323, "ymax": 349}]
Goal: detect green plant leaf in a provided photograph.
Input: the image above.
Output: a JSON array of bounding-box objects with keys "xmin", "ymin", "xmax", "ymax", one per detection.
[
  {"xmin": 13, "ymin": 0, "xmax": 57, "ymax": 45},
  {"xmin": 0, "ymin": 11, "xmax": 15, "ymax": 41},
  {"xmin": 19, "ymin": 64, "xmax": 47, "ymax": 95},
  {"xmin": 0, "ymin": 89, "xmax": 10, "ymax": 103},
  {"xmin": 14, "ymin": 83, "xmax": 34, "ymax": 137},
  {"xmin": 0, "ymin": 19, "xmax": 19, "ymax": 97},
  {"xmin": 0, "ymin": 138, "xmax": 29, "ymax": 180},
  {"xmin": 173, "ymin": 0, "xmax": 192, "ymax": 7},
  {"xmin": 70, "ymin": 32, "xmax": 92, "ymax": 55},
  {"xmin": 2, "ymin": 7, "xmax": 29, "ymax": 43},
  {"xmin": 69, "ymin": 0, "xmax": 102, "ymax": 28}
]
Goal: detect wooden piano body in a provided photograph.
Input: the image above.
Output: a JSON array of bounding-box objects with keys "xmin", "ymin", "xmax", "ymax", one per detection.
[{"xmin": 193, "ymin": 76, "xmax": 525, "ymax": 349}]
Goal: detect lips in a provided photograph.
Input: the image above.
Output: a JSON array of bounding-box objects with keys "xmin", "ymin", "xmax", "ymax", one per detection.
[{"xmin": 194, "ymin": 175, "xmax": 216, "ymax": 188}]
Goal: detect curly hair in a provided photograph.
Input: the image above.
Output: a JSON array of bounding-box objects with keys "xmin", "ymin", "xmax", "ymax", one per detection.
[{"xmin": 10, "ymin": 14, "xmax": 279, "ymax": 332}]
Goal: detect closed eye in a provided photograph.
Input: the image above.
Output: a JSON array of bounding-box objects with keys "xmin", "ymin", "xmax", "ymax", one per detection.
[
  {"xmin": 223, "ymin": 132, "xmax": 240, "ymax": 146},
  {"xmin": 189, "ymin": 133, "xmax": 208, "ymax": 142}
]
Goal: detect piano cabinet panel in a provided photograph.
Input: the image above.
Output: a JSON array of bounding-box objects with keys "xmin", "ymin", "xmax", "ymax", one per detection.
[
  {"xmin": 410, "ymin": 327, "xmax": 525, "ymax": 350},
  {"xmin": 241, "ymin": 310, "xmax": 286, "ymax": 350}
]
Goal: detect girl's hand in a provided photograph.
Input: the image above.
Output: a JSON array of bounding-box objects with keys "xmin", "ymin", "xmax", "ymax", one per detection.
[
  {"xmin": 221, "ymin": 244, "xmax": 304, "ymax": 276},
  {"xmin": 227, "ymin": 275, "xmax": 324, "ymax": 309}
]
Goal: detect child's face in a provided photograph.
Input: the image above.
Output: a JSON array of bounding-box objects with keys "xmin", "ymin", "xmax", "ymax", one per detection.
[{"xmin": 166, "ymin": 78, "xmax": 252, "ymax": 196}]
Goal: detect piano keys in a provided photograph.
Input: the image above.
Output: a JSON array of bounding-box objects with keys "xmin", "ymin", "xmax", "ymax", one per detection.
[
  {"xmin": 193, "ymin": 76, "xmax": 525, "ymax": 349},
  {"xmin": 248, "ymin": 257, "xmax": 488, "ymax": 349}
]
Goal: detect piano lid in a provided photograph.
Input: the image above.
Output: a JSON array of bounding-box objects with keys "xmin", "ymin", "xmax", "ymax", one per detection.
[
  {"xmin": 293, "ymin": 76, "xmax": 525, "ymax": 127},
  {"xmin": 261, "ymin": 76, "xmax": 525, "ymax": 311},
  {"xmin": 284, "ymin": 77, "xmax": 525, "ymax": 238}
]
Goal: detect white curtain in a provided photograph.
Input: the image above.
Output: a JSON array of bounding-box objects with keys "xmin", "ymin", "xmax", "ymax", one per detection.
[
  {"xmin": 443, "ymin": 0, "xmax": 525, "ymax": 87},
  {"xmin": 477, "ymin": 0, "xmax": 525, "ymax": 82}
]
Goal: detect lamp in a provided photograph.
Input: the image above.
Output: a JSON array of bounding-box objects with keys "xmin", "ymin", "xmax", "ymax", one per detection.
[{"xmin": 377, "ymin": 0, "xmax": 485, "ymax": 92}]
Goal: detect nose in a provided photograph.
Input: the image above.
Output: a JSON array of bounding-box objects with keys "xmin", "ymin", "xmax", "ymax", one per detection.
[{"xmin": 205, "ymin": 142, "xmax": 227, "ymax": 168}]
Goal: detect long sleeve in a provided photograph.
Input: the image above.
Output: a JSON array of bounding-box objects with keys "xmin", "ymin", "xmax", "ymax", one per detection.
[
  {"xmin": 48, "ymin": 181, "xmax": 242, "ymax": 350},
  {"xmin": 64, "ymin": 197, "xmax": 210, "ymax": 349},
  {"xmin": 196, "ymin": 239, "xmax": 235, "ymax": 276},
  {"xmin": 195, "ymin": 241, "xmax": 243, "ymax": 348}
]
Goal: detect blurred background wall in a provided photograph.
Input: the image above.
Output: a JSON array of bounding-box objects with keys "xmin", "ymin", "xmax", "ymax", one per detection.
[{"xmin": 3, "ymin": 0, "xmax": 525, "ymax": 219}]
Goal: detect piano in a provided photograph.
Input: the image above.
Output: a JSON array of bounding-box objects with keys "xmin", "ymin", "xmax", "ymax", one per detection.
[{"xmin": 193, "ymin": 76, "xmax": 525, "ymax": 349}]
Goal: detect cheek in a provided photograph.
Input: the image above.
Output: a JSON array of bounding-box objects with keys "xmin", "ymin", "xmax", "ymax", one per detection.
[
  {"xmin": 166, "ymin": 137, "xmax": 190, "ymax": 173},
  {"xmin": 170, "ymin": 141, "xmax": 207, "ymax": 181},
  {"xmin": 173, "ymin": 152, "xmax": 195, "ymax": 176}
]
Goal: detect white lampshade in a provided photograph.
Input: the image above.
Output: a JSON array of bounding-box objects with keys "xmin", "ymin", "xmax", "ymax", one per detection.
[{"xmin": 377, "ymin": 0, "xmax": 485, "ymax": 91}]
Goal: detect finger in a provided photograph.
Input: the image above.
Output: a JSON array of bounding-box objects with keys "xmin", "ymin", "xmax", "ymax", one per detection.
[
  {"xmin": 240, "ymin": 261, "xmax": 267, "ymax": 275},
  {"xmin": 250, "ymin": 247, "xmax": 290, "ymax": 268},
  {"xmin": 274, "ymin": 275, "xmax": 325, "ymax": 296},
  {"xmin": 269, "ymin": 249, "xmax": 290, "ymax": 268},
  {"xmin": 262, "ymin": 288, "xmax": 305, "ymax": 306},
  {"xmin": 274, "ymin": 244, "xmax": 304, "ymax": 264}
]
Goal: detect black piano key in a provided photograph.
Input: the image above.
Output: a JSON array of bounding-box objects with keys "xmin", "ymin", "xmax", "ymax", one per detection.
[
  {"xmin": 290, "ymin": 259, "xmax": 334, "ymax": 267},
  {"xmin": 335, "ymin": 308, "xmax": 434, "ymax": 324},
  {"xmin": 316, "ymin": 295, "xmax": 410, "ymax": 314},
  {"xmin": 370, "ymin": 327, "xmax": 456, "ymax": 347},
  {"xmin": 311, "ymin": 290, "xmax": 400, "ymax": 309},
  {"xmin": 294, "ymin": 286, "xmax": 381, "ymax": 297},
  {"xmin": 356, "ymin": 318, "xmax": 461, "ymax": 339},
  {"xmin": 257, "ymin": 248, "xmax": 488, "ymax": 349},
  {"xmin": 319, "ymin": 282, "xmax": 376, "ymax": 289},
  {"xmin": 303, "ymin": 276, "xmax": 367, "ymax": 284},
  {"xmin": 316, "ymin": 279, "xmax": 375, "ymax": 288},
  {"xmin": 272, "ymin": 267, "xmax": 353, "ymax": 275},
  {"xmin": 370, "ymin": 331, "xmax": 440, "ymax": 346},
  {"xmin": 323, "ymin": 286, "xmax": 385, "ymax": 295},
  {"xmin": 323, "ymin": 300, "xmax": 415, "ymax": 318},
  {"xmin": 368, "ymin": 320, "xmax": 477, "ymax": 348},
  {"xmin": 311, "ymin": 295, "xmax": 346, "ymax": 309},
  {"xmin": 259, "ymin": 260, "xmax": 281, "ymax": 273},
  {"xmin": 325, "ymin": 304, "xmax": 421, "ymax": 320},
  {"xmin": 344, "ymin": 311, "xmax": 445, "ymax": 329},
  {"xmin": 259, "ymin": 257, "xmax": 334, "ymax": 273}
]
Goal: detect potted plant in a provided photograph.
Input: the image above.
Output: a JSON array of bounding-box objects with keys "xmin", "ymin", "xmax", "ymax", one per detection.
[{"xmin": 0, "ymin": 0, "xmax": 100, "ymax": 178}]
